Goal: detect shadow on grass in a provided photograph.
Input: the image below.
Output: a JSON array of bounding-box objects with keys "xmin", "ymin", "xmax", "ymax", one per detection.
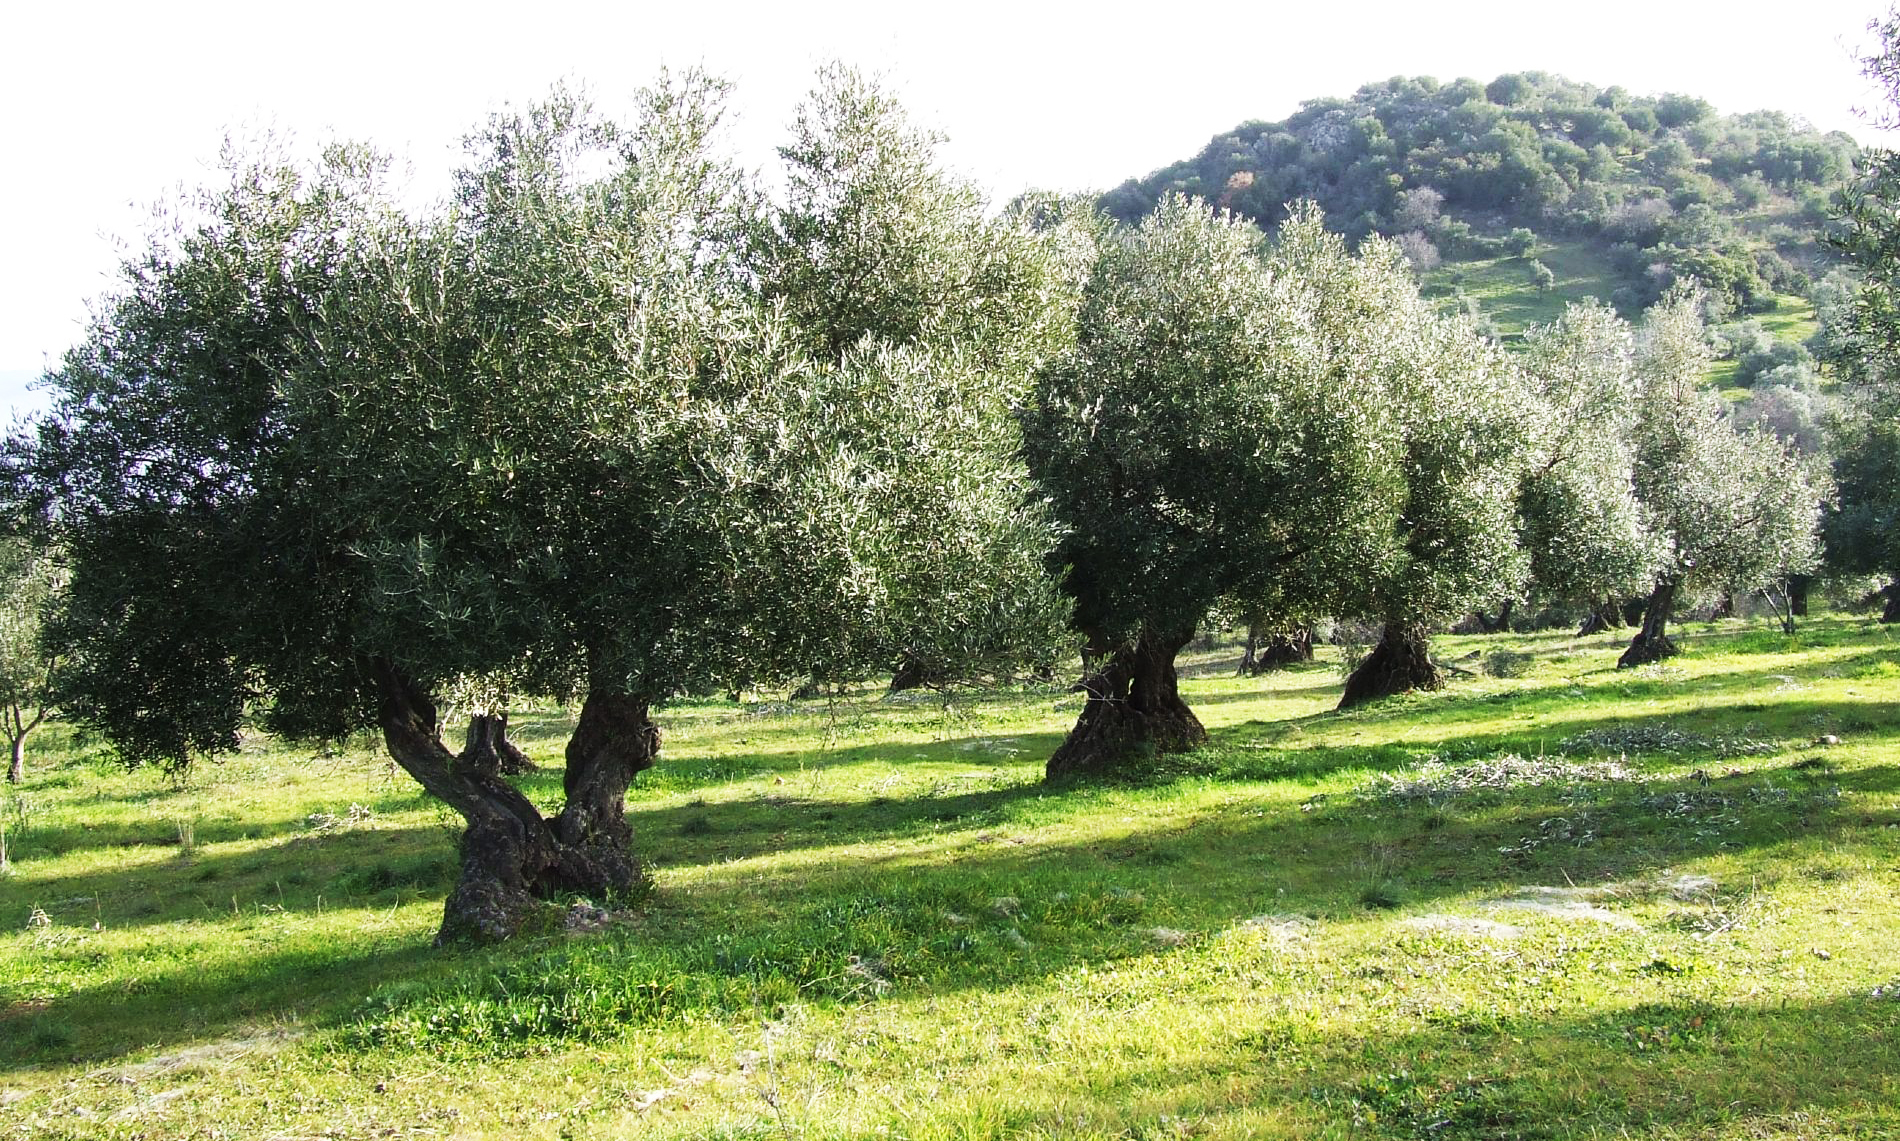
[
  {"xmin": 0, "ymin": 824, "xmax": 460, "ymax": 934},
  {"xmin": 7, "ymin": 734, "xmax": 1893, "ymax": 1074},
  {"xmin": 1215, "ymin": 696, "xmax": 1899, "ymax": 787},
  {"xmin": 983, "ymin": 990, "xmax": 1900, "ymax": 1139},
  {"xmin": 1, "ymin": 935, "xmax": 439, "ymax": 1071},
  {"xmin": 6, "ymin": 615, "xmax": 1891, "ymax": 1073}
]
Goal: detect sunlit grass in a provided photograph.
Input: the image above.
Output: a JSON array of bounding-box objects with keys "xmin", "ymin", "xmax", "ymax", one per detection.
[{"xmin": 1, "ymin": 613, "xmax": 1895, "ymax": 1139}]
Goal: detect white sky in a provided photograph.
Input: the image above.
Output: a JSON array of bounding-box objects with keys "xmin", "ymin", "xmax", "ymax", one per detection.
[{"xmin": 4, "ymin": 0, "xmax": 1896, "ymax": 420}]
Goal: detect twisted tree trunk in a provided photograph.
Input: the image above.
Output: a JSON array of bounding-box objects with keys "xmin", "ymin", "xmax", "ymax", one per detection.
[
  {"xmin": 1618, "ymin": 579, "xmax": 1681, "ymax": 668},
  {"xmin": 371, "ymin": 659, "xmax": 655, "ymax": 944},
  {"xmin": 1788, "ymin": 574, "xmax": 1811, "ymax": 618},
  {"xmin": 887, "ymin": 651, "xmax": 941, "ymax": 694},
  {"xmin": 1254, "ymin": 625, "xmax": 1314, "ymax": 670},
  {"xmin": 1338, "ymin": 620, "xmax": 1441, "ymax": 710},
  {"xmin": 1046, "ymin": 627, "xmax": 1205, "ymax": 781},
  {"xmin": 553, "ymin": 690, "xmax": 657, "ymax": 901},
  {"xmin": 1577, "ymin": 598, "xmax": 1625, "ymax": 636},
  {"xmin": 1237, "ymin": 623, "xmax": 1260, "ymax": 676},
  {"xmin": 1474, "ymin": 599, "xmax": 1516, "ymax": 634},
  {"xmin": 5, "ymin": 702, "xmax": 46, "ymax": 785},
  {"xmin": 462, "ymin": 713, "xmax": 537, "ymax": 775}
]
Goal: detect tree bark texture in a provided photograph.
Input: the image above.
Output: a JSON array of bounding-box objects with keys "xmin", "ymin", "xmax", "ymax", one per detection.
[
  {"xmin": 5, "ymin": 703, "xmax": 45, "ymax": 785},
  {"xmin": 1618, "ymin": 579, "xmax": 1681, "ymax": 668},
  {"xmin": 1576, "ymin": 598, "xmax": 1627, "ymax": 636},
  {"xmin": 1474, "ymin": 599, "xmax": 1516, "ymax": 634},
  {"xmin": 371, "ymin": 660, "xmax": 655, "ymax": 944},
  {"xmin": 1338, "ymin": 620, "xmax": 1442, "ymax": 710},
  {"xmin": 1046, "ymin": 628, "xmax": 1206, "ymax": 781},
  {"xmin": 553, "ymin": 689, "xmax": 658, "ymax": 903},
  {"xmin": 462, "ymin": 713, "xmax": 537, "ymax": 775},
  {"xmin": 887, "ymin": 652, "xmax": 941, "ymax": 694}
]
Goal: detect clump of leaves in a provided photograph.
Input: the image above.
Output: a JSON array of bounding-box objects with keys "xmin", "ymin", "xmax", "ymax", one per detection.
[
  {"xmin": 1562, "ymin": 724, "xmax": 1777, "ymax": 757},
  {"xmin": 1362, "ymin": 753, "xmax": 1638, "ymax": 807},
  {"xmin": 1482, "ymin": 649, "xmax": 1534, "ymax": 678}
]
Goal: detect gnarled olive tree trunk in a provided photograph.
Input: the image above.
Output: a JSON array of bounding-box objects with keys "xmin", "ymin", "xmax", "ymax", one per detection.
[
  {"xmin": 462, "ymin": 712, "xmax": 537, "ymax": 775},
  {"xmin": 1047, "ymin": 627, "xmax": 1206, "ymax": 781},
  {"xmin": 1240, "ymin": 622, "xmax": 1314, "ymax": 675},
  {"xmin": 1618, "ymin": 579, "xmax": 1680, "ymax": 668},
  {"xmin": 1576, "ymin": 598, "xmax": 1625, "ymax": 636},
  {"xmin": 1473, "ymin": 599, "xmax": 1515, "ymax": 634},
  {"xmin": 887, "ymin": 651, "xmax": 941, "ymax": 694},
  {"xmin": 1338, "ymin": 620, "xmax": 1441, "ymax": 710},
  {"xmin": 371, "ymin": 659, "xmax": 656, "ymax": 944}
]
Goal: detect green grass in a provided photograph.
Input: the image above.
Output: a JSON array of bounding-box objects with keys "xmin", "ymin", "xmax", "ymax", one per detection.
[
  {"xmin": 1422, "ymin": 237, "xmax": 1621, "ymax": 340},
  {"xmin": 1, "ymin": 615, "xmax": 1896, "ymax": 1139}
]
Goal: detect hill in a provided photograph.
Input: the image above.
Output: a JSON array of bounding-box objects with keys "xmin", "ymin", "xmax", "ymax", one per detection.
[{"xmin": 1100, "ymin": 73, "xmax": 1859, "ymax": 340}]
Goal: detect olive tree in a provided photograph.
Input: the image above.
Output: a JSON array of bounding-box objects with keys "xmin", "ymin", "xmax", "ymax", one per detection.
[
  {"xmin": 1332, "ymin": 278, "xmax": 1531, "ymax": 709},
  {"xmin": 0, "ymin": 538, "xmax": 60, "ymax": 784},
  {"xmin": 15, "ymin": 73, "xmax": 1072, "ymax": 943},
  {"xmin": 1023, "ymin": 200, "xmax": 1410, "ymax": 776},
  {"xmin": 1618, "ymin": 289, "xmax": 1824, "ymax": 666},
  {"xmin": 1514, "ymin": 301, "xmax": 1661, "ymax": 634},
  {"xmin": 1826, "ymin": 410, "xmax": 1900, "ymax": 622},
  {"xmin": 1822, "ymin": 14, "xmax": 1900, "ymax": 621}
]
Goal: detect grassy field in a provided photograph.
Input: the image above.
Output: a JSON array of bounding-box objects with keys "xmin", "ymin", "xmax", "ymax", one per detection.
[
  {"xmin": 2, "ymin": 614, "xmax": 1896, "ymax": 1139},
  {"xmin": 1423, "ymin": 240, "xmax": 1622, "ymax": 340}
]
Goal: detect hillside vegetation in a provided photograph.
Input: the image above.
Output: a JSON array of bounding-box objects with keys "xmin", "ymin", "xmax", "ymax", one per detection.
[
  {"xmin": 2, "ymin": 615, "xmax": 1895, "ymax": 1139},
  {"xmin": 1101, "ymin": 73, "xmax": 1858, "ymax": 329}
]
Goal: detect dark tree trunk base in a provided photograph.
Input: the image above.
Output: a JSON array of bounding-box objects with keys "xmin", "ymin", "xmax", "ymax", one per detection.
[
  {"xmin": 373, "ymin": 661, "xmax": 654, "ymax": 945},
  {"xmin": 1577, "ymin": 600, "xmax": 1624, "ymax": 637},
  {"xmin": 1884, "ymin": 580, "xmax": 1900, "ymax": 624},
  {"xmin": 1047, "ymin": 629, "xmax": 1206, "ymax": 782},
  {"xmin": 1338, "ymin": 621, "xmax": 1441, "ymax": 710},
  {"xmin": 887, "ymin": 653, "xmax": 941, "ymax": 694},
  {"xmin": 1617, "ymin": 631, "xmax": 1680, "ymax": 667},
  {"xmin": 1254, "ymin": 626, "xmax": 1314, "ymax": 671},
  {"xmin": 462, "ymin": 713, "xmax": 537, "ymax": 775},
  {"xmin": 1618, "ymin": 580, "xmax": 1680, "ymax": 669},
  {"xmin": 1474, "ymin": 599, "xmax": 1516, "ymax": 635},
  {"xmin": 1789, "ymin": 575, "xmax": 1811, "ymax": 618},
  {"xmin": 1241, "ymin": 624, "xmax": 1314, "ymax": 675}
]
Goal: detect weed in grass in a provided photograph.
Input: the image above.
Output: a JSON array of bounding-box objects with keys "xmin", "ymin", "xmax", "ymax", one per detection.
[{"xmin": 1358, "ymin": 880, "xmax": 1408, "ymax": 910}]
